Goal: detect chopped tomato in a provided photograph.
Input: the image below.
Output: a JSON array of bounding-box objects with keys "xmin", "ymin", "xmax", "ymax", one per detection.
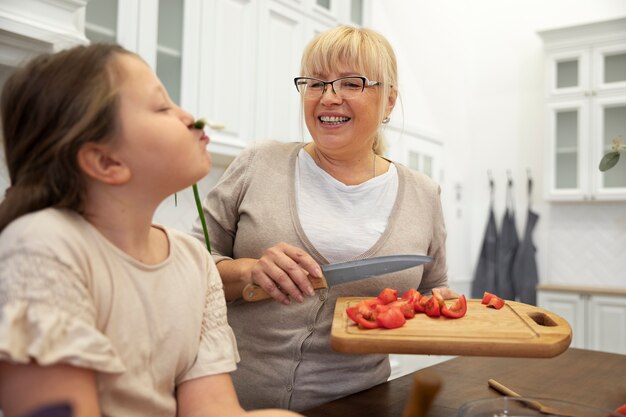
[
  {"xmin": 441, "ymin": 295, "xmax": 467, "ymax": 319},
  {"xmin": 401, "ymin": 288, "xmax": 421, "ymax": 304},
  {"xmin": 481, "ymin": 291, "xmax": 496, "ymax": 305},
  {"xmin": 388, "ymin": 300, "xmax": 416, "ymax": 319},
  {"xmin": 357, "ymin": 299, "xmax": 381, "ymax": 319},
  {"xmin": 376, "ymin": 307, "xmax": 406, "ymax": 329},
  {"xmin": 377, "ymin": 288, "xmax": 398, "ymax": 305},
  {"xmin": 424, "ymin": 296, "xmax": 441, "ymax": 318},
  {"xmin": 414, "ymin": 295, "xmax": 429, "ymax": 313},
  {"xmin": 487, "ymin": 295, "xmax": 505, "ymax": 310},
  {"xmin": 346, "ymin": 306, "xmax": 360, "ymax": 323},
  {"xmin": 433, "ymin": 292, "xmax": 445, "ymax": 309},
  {"xmin": 355, "ymin": 314, "xmax": 379, "ymax": 329}
]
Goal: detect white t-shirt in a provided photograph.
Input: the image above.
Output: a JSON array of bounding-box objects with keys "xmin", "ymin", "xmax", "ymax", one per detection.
[{"xmin": 295, "ymin": 148, "xmax": 399, "ymax": 263}]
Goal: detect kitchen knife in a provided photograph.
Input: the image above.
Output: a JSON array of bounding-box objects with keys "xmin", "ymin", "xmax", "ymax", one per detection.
[{"xmin": 242, "ymin": 254, "xmax": 432, "ymax": 302}]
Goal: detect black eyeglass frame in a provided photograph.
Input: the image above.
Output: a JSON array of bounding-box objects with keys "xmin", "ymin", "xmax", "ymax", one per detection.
[{"xmin": 293, "ymin": 76, "xmax": 382, "ymax": 96}]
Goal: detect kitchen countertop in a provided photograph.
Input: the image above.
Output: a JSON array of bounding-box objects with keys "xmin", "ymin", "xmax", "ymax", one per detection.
[
  {"xmin": 537, "ymin": 283, "xmax": 626, "ymax": 297},
  {"xmin": 301, "ymin": 348, "xmax": 626, "ymax": 417}
]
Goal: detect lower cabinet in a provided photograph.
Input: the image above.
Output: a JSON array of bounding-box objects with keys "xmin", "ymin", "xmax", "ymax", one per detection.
[{"xmin": 537, "ymin": 285, "xmax": 626, "ymax": 355}]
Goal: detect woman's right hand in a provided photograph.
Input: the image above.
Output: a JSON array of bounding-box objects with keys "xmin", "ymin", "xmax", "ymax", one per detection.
[{"xmin": 250, "ymin": 242, "xmax": 322, "ymax": 305}]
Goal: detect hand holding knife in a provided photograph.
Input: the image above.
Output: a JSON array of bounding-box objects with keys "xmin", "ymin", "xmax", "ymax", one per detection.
[{"xmin": 242, "ymin": 254, "xmax": 432, "ymax": 302}]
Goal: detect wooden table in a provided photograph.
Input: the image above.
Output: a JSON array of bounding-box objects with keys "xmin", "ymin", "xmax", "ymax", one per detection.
[{"xmin": 301, "ymin": 348, "xmax": 626, "ymax": 417}]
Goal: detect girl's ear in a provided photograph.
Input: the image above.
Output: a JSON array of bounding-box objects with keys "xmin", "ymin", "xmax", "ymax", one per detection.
[{"xmin": 77, "ymin": 142, "xmax": 131, "ymax": 185}]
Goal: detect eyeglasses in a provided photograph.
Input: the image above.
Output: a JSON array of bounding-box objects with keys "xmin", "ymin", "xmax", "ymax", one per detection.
[{"xmin": 293, "ymin": 76, "xmax": 382, "ymax": 100}]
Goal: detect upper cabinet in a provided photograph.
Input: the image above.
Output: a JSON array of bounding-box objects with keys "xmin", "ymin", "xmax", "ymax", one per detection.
[
  {"xmin": 539, "ymin": 18, "xmax": 626, "ymax": 201},
  {"xmin": 85, "ymin": 0, "xmax": 369, "ymax": 167}
]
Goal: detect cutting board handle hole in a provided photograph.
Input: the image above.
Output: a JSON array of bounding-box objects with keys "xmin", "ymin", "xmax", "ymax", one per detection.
[{"xmin": 528, "ymin": 312, "xmax": 557, "ymax": 327}]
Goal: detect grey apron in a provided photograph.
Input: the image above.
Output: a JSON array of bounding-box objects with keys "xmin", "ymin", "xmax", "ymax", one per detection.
[
  {"xmin": 496, "ymin": 176, "xmax": 518, "ymax": 300},
  {"xmin": 471, "ymin": 176, "xmax": 498, "ymax": 298},
  {"xmin": 512, "ymin": 209, "xmax": 539, "ymax": 305},
  {"xmin": 511, "ymin": 174, "xmax": 539, "ymax": 305}
]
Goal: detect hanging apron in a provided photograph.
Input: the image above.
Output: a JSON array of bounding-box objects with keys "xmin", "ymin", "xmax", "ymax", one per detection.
[
  {"xmin": 471, "ymin": 195, "xmax": 498, "ymax": 299},
  {"xmin": 496, "ymin": 178, "xmax": 519, "ymax": 300},
  {"xmin": 511, "ymin": 208, "xmax": 539, "ymax": 305}
]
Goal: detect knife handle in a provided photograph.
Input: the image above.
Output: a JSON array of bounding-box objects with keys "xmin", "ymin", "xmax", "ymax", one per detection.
[{"xmin": 242, "ymin": 275, "xmax": 327, "ymax": 302}]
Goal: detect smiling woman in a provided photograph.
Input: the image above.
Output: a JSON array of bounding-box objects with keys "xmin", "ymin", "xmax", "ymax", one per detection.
[{"xmin": 193, "ymin": 24, "xmax": 453, "ymax": 412}]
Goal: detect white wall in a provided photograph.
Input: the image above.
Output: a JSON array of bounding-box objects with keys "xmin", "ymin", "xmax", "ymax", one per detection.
[{"xmin": 369, "ymin": 0, "xmax": 626, "ymax": 288}]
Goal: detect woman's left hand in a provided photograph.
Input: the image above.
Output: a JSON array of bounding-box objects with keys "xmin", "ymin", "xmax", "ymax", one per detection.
[{"xmin": 432, "ymin": 287, "xmax": 459, "ymax": 300}]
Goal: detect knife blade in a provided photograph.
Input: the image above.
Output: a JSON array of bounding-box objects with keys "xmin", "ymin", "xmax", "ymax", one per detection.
[{"xmin": 242, "ymin": 254, "xmax": 432, "ymax": 302}]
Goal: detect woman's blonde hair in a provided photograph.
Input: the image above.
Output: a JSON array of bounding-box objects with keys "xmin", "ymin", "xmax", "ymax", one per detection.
[
  {"xmin": 0, "ymin": 43, "xmax": 133, "ymax": 233},
  {"xmin": 299, "ymin": 25, "xmax": 398, "ymax": 155}
]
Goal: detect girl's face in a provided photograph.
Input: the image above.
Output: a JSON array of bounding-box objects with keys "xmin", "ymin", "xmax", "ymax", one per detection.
[
  {"xmin": 303, "ymin": 63, "xmax": 394, "ymax": 157},
  {"xmin": 113, "ymin": 54, "xmax": 210, "ymax": 198}
]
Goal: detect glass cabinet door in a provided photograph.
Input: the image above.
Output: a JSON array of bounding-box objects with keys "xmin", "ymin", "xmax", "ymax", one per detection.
[
  {"xmin": 548, "ymin": 50, "xmax": 589, "ymax": 96},
  {"xmin": 85, "ymin": 0, "xmax": 119, "ymax": 43},
  {"xmin": 594, "ymin": 42, "xmax": 626, "ymax": 92},
  {"xmin": 156, "ymin": 0, "xmax": 184, "ymax": 105},
  {"xmin": 596, "ymin": 98, "xmax": 626, "ymax": 193},
  {"xmin": 547, "ymin": 100, "xmax": 589, "ymax": 198}
]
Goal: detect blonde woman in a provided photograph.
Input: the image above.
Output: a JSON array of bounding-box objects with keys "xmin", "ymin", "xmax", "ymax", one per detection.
[{"xmin": 194, "ymin": 25, "xmax": 453, "ymax": 411}]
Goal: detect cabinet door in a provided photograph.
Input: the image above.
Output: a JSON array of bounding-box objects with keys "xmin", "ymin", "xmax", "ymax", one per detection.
[
  {"xmin": 85, "ymin": 0, "xmax": 119, "ymax": 43},
  {"xmin": 546, "ymin": 49, "xmax": 590, "ymax": 97},
  {"xmin": 255, "ymin": 1, "xmax": 305, "ymax": 142},
  {"xmin": 592, "ymin": 95, "xmax": 626, "ymax": 198},
  {"xmin": 545, "ymin": 100, "xmax": 590, "ymax": 200},
  {"xmin": 587, "ymin": 295, "xmax": 626, "ymax": 355},
  {"xmin": 537, "ymin": 291, "xmax": 586, "ymax": 349},
  {"xmin": 593, "ymin": 42, "xmax": 626, "ymax": 93}
]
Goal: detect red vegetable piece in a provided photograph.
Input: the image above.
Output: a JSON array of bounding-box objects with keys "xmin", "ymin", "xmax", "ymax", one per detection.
[
  {"xmin": 376, "ymin": 307, "xmax": 406, "ymax": 329},
  {"xmin": 346, "ymin": 306, "xmax": 360, "ymax": 323},
  {"xmin": 388, "ymin": 300, "xmax": 416, "ymax": 319},
  {"xmin": 401, "ymin": 288, "xmax": 421, "ymax": 304},
  {"xmin": 481, "ymin": 291, "xmax": 496, "ymax": 305},
  {"xmin": 487, "ymin": 295, "xmax": 505, "ymax": 310},
  {"xmin": 441, "ymin": 295, "xmax": 467, "ymax": 319},
  {"xmin": 355, "ymin": 314, "xmax": 379, "ymax": 329},
  {"xmin": 377, "ymin": 288, "xmax": 398, "ymax": 305},
  {"xmin": 414, "ymin": 295, "xmax": 429, "ymax": 313},
  {"xmin": 357, "ymin": 299, "xmax": 381, "ymax": 319},
  {"xmin": 424, "ymin": 296, "xmax": 441, "ymax": 318}
]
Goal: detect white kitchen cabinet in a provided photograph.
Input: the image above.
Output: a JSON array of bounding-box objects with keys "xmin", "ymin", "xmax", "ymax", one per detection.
[
  {"xmin": 539, "ymin": 18, "xmax": 626, "ymax": 201},
  {"xmin": 537, "ymin": 284, "xmax": 626, "ymax": 355}
]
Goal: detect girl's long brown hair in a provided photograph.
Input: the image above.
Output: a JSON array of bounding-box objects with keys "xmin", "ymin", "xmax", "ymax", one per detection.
[{"xmin": 0, "ymin": 43, "xmax": 131, "ymax": 233}]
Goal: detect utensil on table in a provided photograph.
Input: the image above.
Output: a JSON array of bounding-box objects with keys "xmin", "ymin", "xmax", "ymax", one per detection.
[
  {"xmin": 401, "ymin": 369, "xmax": 441, "ymax": 417},
  {"xmin": 242, "ymin": 254, "xmax": 432, "ymax": 302},
  {"xmin": 488, "ymin": 379, "xmax": 581, "ymax": 417}
]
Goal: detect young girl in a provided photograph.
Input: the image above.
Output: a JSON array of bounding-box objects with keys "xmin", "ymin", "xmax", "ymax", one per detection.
[{"xmin": 0, "ymin": 44, "xmax": 301, "ymax": 417}]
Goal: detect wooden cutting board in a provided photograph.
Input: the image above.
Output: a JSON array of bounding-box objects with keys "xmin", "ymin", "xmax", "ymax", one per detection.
[{"xmin": 331, "ymin": 298, "xmax": 572, "ymax": 358}]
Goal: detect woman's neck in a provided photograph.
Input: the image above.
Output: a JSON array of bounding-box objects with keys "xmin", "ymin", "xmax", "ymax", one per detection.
[{"xmin": 306, "ymin": 143, "xmax": 380, "ymax": 186}]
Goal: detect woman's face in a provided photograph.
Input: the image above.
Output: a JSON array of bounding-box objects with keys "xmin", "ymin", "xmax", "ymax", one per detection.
[
  {"xmin": 303, "ymin": 63, "xmax": 394, "ymax": 157},
  {"xmin": 112, "ymin": 54, "xmax": 211, "ymax": 197}
]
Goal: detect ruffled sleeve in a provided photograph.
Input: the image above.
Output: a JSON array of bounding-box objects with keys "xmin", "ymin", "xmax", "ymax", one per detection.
[
  {"xmin": 177, "ymin": 267, "xmax": 240, "ymax": 384},
  {"xmin": 0, "ymin": 249, "xmax": 125, "ymax": 373}
]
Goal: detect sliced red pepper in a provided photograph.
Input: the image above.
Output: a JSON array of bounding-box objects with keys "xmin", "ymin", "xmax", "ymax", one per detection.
[
  {"xmin": 377, "ymin": 288, "xmax": 398, "ymax": 305},
  {"xmin": 376, "ymin": 306, "xmax": 406, "ymax": 329},
  {"xmin": 441, "ymin": 295, "xmax": 467, "ymax": 319},
  {"xmin": 424, "ymin": 296, "xmax": 441, "ymax": 318},
  {"xmin": 487, "ymin": 295, "xmax": 505, "ymax": 310}
]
